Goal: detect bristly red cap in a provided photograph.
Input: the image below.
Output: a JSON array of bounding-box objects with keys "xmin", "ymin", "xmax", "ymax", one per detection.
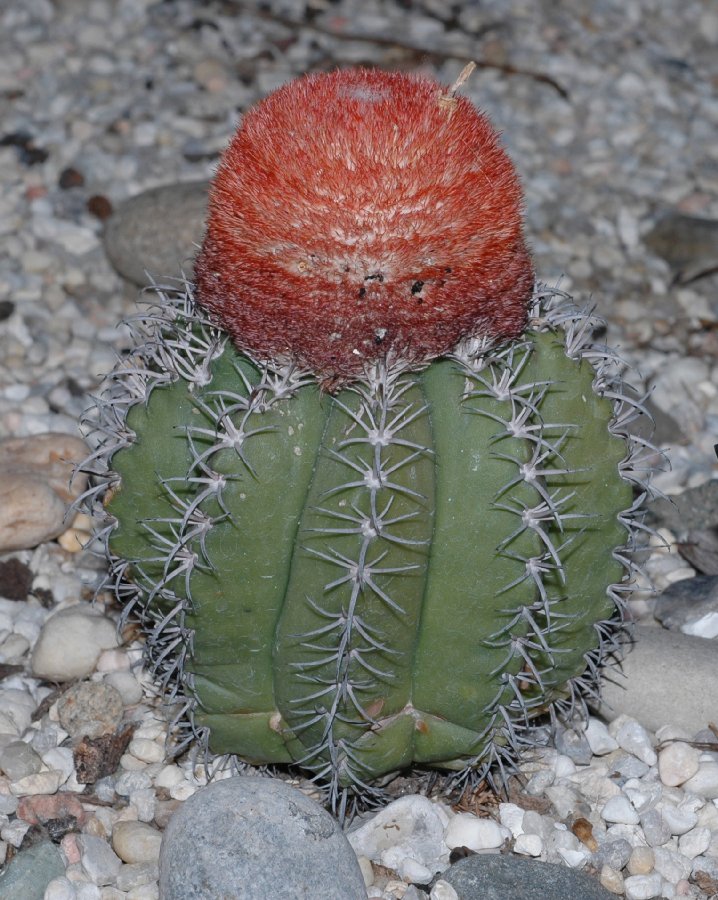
[{"xmin": 194, "ymin": 67, "xmax": 534, "ymax": 384}]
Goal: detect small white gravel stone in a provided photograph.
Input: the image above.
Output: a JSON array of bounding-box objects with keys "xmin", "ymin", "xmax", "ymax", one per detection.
[
  {"xmin": 683, "ymin": 763, "xmax": 718, "ymax": 799},
  {"xmin": 44, "ymin": 876, "xmax": 78, "ymax": 899},
  {"xmin": 430, "ymin": 882, "xmax": 459, "ymax": 900},
  {"xmin": 498, "ymin": 802, "xmax": 524, "ymax": 838},
  {"xmin": 443, "ymin": 814, "xmax": 507, "ymax": 851},
  {"xmin": 624, "ymin": 871, "xmax": 664, "ymax": 899},
  {"xmin": 615, "ymin": 719, "xmax": 658, "ymax": 766},
  {"xmin": 678, "ymin": 826, "xmax": 711, "ymax": 859},
  {"xmin": 128, "ymin": 739, "xmax": 164, "ymax": 764},
  {"xmin": 601, "ymin": 794, "xmax": 641, "ymax": 825},
  {"xmin": 658, "ymin": 742, "xmax": 701, "ymax": 787},
  {"xmin": 513, "ymin": 832, "xmax": 543, "ymax": 856},
  {"xmin": 104, "ymin": 671, "xmax": 143, "ymax": 705},
  {"xmin": 9, "ymin": 769, "xmax": 62, "ymax": 796},
  {"xmin": 557, "ymin": 847, "xmax": 588, "ymax": 868},
  {"xmin": 585, "ymin": 719, "xmax": 619, "ymax": 755},
  {"xmin": 398, "ymin": 856, "xmax": 432, "ymax": 884},
  {"xmin": 660, "ymin": 803, "xmax": 699, "ymax": 835}
]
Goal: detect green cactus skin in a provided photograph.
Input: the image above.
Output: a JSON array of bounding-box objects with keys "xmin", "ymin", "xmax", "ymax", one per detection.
[{"xmin": 80, "ymin": 286, "xmax": 651, "ymax": 812}]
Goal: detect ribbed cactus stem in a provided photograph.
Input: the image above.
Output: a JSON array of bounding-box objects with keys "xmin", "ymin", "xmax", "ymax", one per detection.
[{"xmin": 78, "ymin": 283, "xmax": 651, "ymax": 812}]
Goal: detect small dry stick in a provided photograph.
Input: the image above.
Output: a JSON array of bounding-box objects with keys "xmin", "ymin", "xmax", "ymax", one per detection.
[{"xmin": 438, "ymin": 62, "xmax": 477, "ymax": 113}]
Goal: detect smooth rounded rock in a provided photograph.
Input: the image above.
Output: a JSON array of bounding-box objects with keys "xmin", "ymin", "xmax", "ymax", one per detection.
[
  {"xmin": 440, "ymin": 854, "xmax": 616, "ymax": 899},
  {"xmin": 159, "ymin": 776, "xmax": 367, "ymax": 899},
  {"xmin": 601, "ymin": 795, "xmax": 640, "ymax": 825},
  {"xmin": 444, "ymin": 814, "xmax": 506, "ymax": 851},
  {"xmin": 112, "ymin": 820, "xmax": 162, "ymax": 863},
  {"xmin": 0, "ymin": 433, "xmax": 89, "ymax": 552},
  {"xmin": 597, "ymin": 626, "xmax": 718, "ymax": 735},
  {"xmin": 0, "ymin": 740, "xmax": 43, "ymax": 781},
  {"xmin": 103, "ymin": 181, "xmax": 209, "ymax": 285},
  {"xmin": 31, "ymin": 605, "xmax": 118, "ymax": 682}
]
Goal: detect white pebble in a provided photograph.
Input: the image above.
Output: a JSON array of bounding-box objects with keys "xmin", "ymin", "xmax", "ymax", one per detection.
[
  {"xmin": 128, "ymin": 739, "xmax": 164, "ymax": 764},
  {"xmin": 627, "ymin": 845, "xmax": 655, "ymax": 875},
  {"xmin": 601, "ymin": 794, "xmax": 640, "ymax": 825},
  {"xmin": 154, "ymin": 765, "xmax": 184, "ymax": 789},
  {"xmin": 660, "ymin": 804, "xmax": 698, "ymax": 835},
  {"xmin": 41, "ymin": 747, "xmax": 75, "ymax": 784},
  {"xmin": 585, "ymin": 718, "xmax": 619, "ymax": 755},
  {"xmin": 44, "ymin": 876, "xmax": 78, "ymax": 899},
  {"xmin": 677, "ymin": 826, "xmax": 710, "ymax": 859},
  {"xmin": 498, "ymin": 803, "xmax": 524, "ymax": 838},
  {"xmin": 653, "ymin": 846, "xmax": 692, "ymax": 883},
  {"xmin": 553, "ymin": 754, "xmax": 577, "ymax": 778},
  {"xmin": 658, "ymin": 742, "xmax": 701, "ymax": 787},
  {"xmin": 624, "ymin": 872, "xmax": 663, "ymax": 899},
  {"xmin": 615, "ymin": 720, "xmax": 657, "ymax": 766},
  {"xmin": 31, "ymin": 606, "xmax": 118, "ymax": 682},
  {"xmin": 398, "ymin": 857, "xmax": 432, "ymax": 884},
  {"xmin": 104, "ymin": 671, "xmax": 143, "ymax": 705},
  {"xmin": 557, "ymin": 847, "xmax": 588, "ymax": 867},
  {"xmin": 9, "ymin": 769, "xmax": 62, "ymax": 797},
  {"xmin": 430, "ymin": 882, "xmax": 459, "ymax": 900},
  {"xmin": 683, "ymin": 763, "xmax": 718, "ymax": 799},
  {"xmin": 513, "ymin": 832, "xmax": 543, "ymax": 857},
  {"xmin": 444, "ymin": 814, "xmax": 506, "ymax": 851}
]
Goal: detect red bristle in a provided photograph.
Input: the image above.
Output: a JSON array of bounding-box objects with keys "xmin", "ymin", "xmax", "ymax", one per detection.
[{"xmin": 194, "ymin": 68, "xmax": 534, "ymax": 383}]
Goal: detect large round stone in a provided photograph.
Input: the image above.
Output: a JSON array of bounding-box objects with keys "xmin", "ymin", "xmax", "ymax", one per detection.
[{"xmin": 158, "ymin": 776, "xmax": 367, "ymax": 899}]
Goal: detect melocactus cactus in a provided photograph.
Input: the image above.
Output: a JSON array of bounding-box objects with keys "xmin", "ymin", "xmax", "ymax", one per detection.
[{"xmin": 81, "ymin": 68, "xmax": 652, "ymax": 813}]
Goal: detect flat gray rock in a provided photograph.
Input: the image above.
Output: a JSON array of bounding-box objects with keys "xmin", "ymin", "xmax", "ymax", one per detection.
[
  {"xmin": 439, "ymin": 854, "xmax": 614, "ymax": 899},
  {"xmin": 158, "ymin": 776, "xmax": 367, "ymax": 900},
  {"xmin": 654, "ymin": 574, "xmax": 718, "ymax": 634},
  {"xmin": 103, "ymin": 180, "xmax": 209, "ymax": 286},
  {"xmin": 596, "ymin": 625, "xmax": 718, "ymax": 734}
]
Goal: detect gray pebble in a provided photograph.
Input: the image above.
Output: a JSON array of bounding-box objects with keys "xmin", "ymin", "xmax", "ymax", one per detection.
[
  {"xmin": 654, "ymin": 574, "xmax": 718, "ymax": 634},
  {"xmin": 597, "ymin": 625, "xmax": 718, "ymax": 734},
  {"xmin": 0, "ymin": 840, "xmax": 65, "ymax": 900},
  {"xmin": 0, "ymin": 739, "xmax": 43, "ymax": 782},
  {"xmin": 159, "ymin": 776, "xmax": 367, "ymax": 899},
  {"xmin": 640, "ymin": 809, "xmax": 672, "ymax": 847},
  {"xmin": 591, "ymin": 838, "xmax": 633, "ymax": 872},
  {"xmin": 103, "ymin": 181, "xmax": 209, "ymax": 286},
  {"xmin": 77, "ymin": 833, "xmax": 122, "ymax": 886},
  {"xmin": 554, "ymin": 724, "xmax": 593, "ymax": 765},
  {"xmin": 441, "ymin": 854, "xmax": 616, "ymax": 900}
]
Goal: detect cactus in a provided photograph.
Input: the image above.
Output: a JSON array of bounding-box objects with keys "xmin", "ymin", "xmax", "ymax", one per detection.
[{"xmin": 80, "ymin": 68, "xmax": 653, "ymax": 814}]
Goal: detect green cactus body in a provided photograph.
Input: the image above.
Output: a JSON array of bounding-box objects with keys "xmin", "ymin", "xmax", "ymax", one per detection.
[{"xmin": 93, "ymin": 291, "xmax": 638, "ymax": 802}]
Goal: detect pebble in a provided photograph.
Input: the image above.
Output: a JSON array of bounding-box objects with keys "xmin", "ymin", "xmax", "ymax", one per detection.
[
  {"xmin": 585, "ymin": 719, "xmax": 619, "ymax": 756},
  {"xmin": 31, "ymin": 605, "xmax": 118, "ymax": 682},
  {"xmin": 159, "ymin": 776, "xmax": 367, "ymax": 899},
  {"xmin": 440, "ymin": 854, "xmax": 616, "ymax": 899},
  {"xmin": 598, "ymin": 627, "xmax": 718, "ymax": 735},
  {"xmin": 111, "ymin": 821, "xmax": 162, "ymax": 864},
  {"xmin": 77, "ymin": 834, "xmax": 122, "ymax": 887},
  {"xmin": 683, "ymin": 763, "xmax": 718, "ymax": 799},
  {"xmin": 627, "ymin": 846, "xmax": 655, "ymax": 875},
  {"xmin": 602, "ymin": 794, "xmax": 641, "ymax": 825},
  {"xmin": 103, "ymin": 671, "xmax": 142, "ymax": 705},
  {"xmin": 57, "ymin": 681, "xmax": 124, "ymax": 739},
  {"xmin": 0, "ymin": 434, "xmax": 88, "ymax": 552},
  {"xmin": 0, "ymin": 740, "xmax": 43, "ymax": 781},
  {"xmin": 658, "ymin": 742, "xmax": 701, "ymax": 787},
  {"xmin": 0, "ymin": 839, "xmax": 65, "ymax": 899},
  {"xmin": 600, "ymin": 864, "xmax": 625, "ymax": 895},
  {"xmin": 654, "ymin": 575, "xmax": 718, "ymax": 636},
  {"xmin": 513, "ymin": 832, "xmax": 543, "ymax": 856},
  {"xmin": 103, "ymin": 181, "xmax": 209, "ymax": 286},
  {"xmin": 623, "ymin": 871, "xmax": 664, "ymax": 899},
  {"xmin": 444, "ymin": 814, "xmax": 507, "ymax": 852},
  {"xmin": 348, "ymin": 795, "xmax": 451, "ymax": 875}
]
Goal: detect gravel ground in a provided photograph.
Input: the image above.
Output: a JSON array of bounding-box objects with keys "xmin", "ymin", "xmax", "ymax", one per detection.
[{"xmin": 1, "ymin": 1, "xmax": 717, "ymax": 898}]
